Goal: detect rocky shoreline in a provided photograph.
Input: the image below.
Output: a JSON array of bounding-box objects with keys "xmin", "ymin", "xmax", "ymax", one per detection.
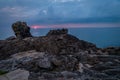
[{"xmin": 0, "ymin": 22, "xmax": 120, "ymax": 80}]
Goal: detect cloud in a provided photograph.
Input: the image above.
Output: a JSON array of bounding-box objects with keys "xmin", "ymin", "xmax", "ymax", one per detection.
[
  {"xmin": 30, "ymin": 23, "xmax": 120, "ymax": 29},
  {"xmin": 52, "ymin": 0, "xmax": 81, "ymax": 3},
  {"xmin": 0, "ymin": 6, "xmax": 40, "ymax": 18},
  {"xmin": 0, "ymin": 0, "xmax": 120, "ymax": 26}
]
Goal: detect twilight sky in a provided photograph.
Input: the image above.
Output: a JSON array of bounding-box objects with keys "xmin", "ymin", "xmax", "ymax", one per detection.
[
  {"xmin": 0, "ymin": 0, "xmax": 120, "ymax": 29},
  {"xmin": 0, "ymin": 0, "xmax": 120, "ymax": 47}
]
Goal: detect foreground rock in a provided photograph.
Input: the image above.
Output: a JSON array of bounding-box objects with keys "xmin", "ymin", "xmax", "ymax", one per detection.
[
  {"xmin": 0, "ymin": 49, "xmax": 120, "ymax": 80},
  {"xmin": 0, "ymin": 26, "xmax": 120, "ymax": 80},
  {"xmin": 0, "ymin": 69, "xmax": 29, "ymax": 80},
  {"xmin": 0, "ymin": 50, "xmax": 79, "ymax": 72}
]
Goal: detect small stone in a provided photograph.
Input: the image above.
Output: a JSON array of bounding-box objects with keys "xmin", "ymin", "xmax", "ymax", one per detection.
[
  {"xmin": 77, "ymin": 63, "xmax": 84, "ymax": 73},
  {"xmin": 61, "ymin": 71, "xmax": 78, "ymax": 78},
  {"xmin": 51, "ymin": 57, "xmax": 63, "ymax": 66},
  {"xmin": 84, "ymin": 64, "xmax": 93, "ymax": 68},
  {"xmin": 37, "ymin": 57, "xmax": 51, "ymax": 69}
]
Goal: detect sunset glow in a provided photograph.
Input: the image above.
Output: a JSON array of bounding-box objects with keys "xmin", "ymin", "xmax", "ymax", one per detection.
[
  {"xmin": 31, "ymin": 25, "xmax": 46, "ymax": 29},
  {"xmin": 30, "ymin": 23, "xmax": 120, "ymax": 29}
]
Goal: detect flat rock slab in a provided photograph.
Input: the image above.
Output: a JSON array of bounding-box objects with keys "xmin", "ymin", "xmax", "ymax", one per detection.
[
  {"xmin": 11, "ymin": 50, "xmax": 45, "ymax": 59},
  {"xmin": 0, "ymin": 69, "xmax": 29, "ymax": 80}
]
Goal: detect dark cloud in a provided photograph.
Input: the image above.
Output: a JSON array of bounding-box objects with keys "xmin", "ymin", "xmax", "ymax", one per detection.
[{"xmin": 0, "ymin": 0, "xmax": 120, "ymax": 26}]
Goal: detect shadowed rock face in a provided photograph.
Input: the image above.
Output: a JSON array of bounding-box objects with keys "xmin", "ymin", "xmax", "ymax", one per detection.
[
  {"xmin": 0, "ymin": 32, "xmax": 96, "ymax": 60},
  {"xmin": 12, "ymin": 21, "xmax": 32, "ymax": 39}
]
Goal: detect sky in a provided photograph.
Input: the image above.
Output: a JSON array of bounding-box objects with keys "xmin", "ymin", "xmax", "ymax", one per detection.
[
  {"xmin": 0, "ymin": 0, "xmax": 120, "ymax": 47},
  {"xmin": 0, "ymin": 0, "xmax": 120, "ymax": 28},
  {"xmin": 0, "ymin": 0, "xmax": 120, "ymax": 35}
]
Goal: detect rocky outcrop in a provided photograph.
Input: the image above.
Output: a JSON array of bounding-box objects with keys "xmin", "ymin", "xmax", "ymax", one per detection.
[
  {"xmin": 46, "ymin": 28, "xmax": 68, "ymax": 36},
  {"xmin": 102, "ymin": 47, "xmax": 120, "ymax": 55},
  {"xmin": 12, "ymin": 21, "xmax": 32, "ymax": 39},
  {"xmin": 0, "ymin": 30, "xmax": 96, "ymax": 60},
  {"xmin": 0, "ymin": 23, "xmax": 120, "ymax": 80}
]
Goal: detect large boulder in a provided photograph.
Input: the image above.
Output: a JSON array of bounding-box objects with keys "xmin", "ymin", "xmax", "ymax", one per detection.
[
  {"xmin": 0, "ymin": 69, "xmax": 29, "ymax": 80},
  {"xmin": 12, "ymin": 21, "xmax": 32, "ymax": 39},
  {"xmin": 0, "ymin": 50, "xmax": 79, "ymax": 73}
]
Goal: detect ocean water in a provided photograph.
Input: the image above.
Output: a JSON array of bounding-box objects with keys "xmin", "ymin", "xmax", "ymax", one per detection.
[
  {"xmin": 31, "ymin": 27, "xmax": 120, "ymax": 48},
  {"xmin": 0, "ymin": 27, "xmax": 120, "ymax": 48}
]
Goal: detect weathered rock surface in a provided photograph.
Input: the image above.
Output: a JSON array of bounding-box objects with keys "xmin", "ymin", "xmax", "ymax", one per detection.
[
  {"xmin": 102, "ymin": 47, "xmax": 120, "ymax": 55},
  {"xmin": 0, "ymin": 30, "xmax": 96, "ymax": 60},
  {"xmin": 0, "ymin": 69, "xmax": 29, "ymax": 80},
  {"xmin": 0, "ymin": 27, "xmax": 120, "ymax": 80},
  {"xmin": 12, "ymin": 21, "xmax": 32, "ymax": 39},
  {"xmin": 46, "ymin": 28, "xmax": 68, "ymax": 36}
]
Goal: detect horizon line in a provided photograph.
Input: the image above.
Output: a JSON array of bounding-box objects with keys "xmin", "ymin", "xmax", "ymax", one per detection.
[{"xmin": 30, "ymin": 23, "xmax": 120, "ymax": 29}]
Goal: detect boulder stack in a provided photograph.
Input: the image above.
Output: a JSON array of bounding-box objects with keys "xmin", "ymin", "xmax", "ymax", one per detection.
[{"xmin": 12, "ymin": 21, "xmax": 32, "ymax": 39}]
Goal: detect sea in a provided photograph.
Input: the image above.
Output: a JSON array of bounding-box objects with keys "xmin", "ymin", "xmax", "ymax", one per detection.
[{"xmin": 0, "ymin": 27, "xmax": 120, "ymax": 48}]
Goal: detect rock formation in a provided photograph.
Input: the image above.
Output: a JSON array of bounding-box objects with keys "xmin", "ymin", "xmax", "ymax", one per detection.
[
  {"xmin": 46, "ymin": 28, "xmax": 68, "ymax": 36},
  {"xmin": 0, "ymin": 28, "xmax": 96, "ymax": 60},
  {"xmin": 0, "ymin": 69, "xmax": 29, "ymax": 80},
  {"xmin": 12, "ymin": 21, "xmax": 32, "ymax": 39},
  {"xmin": 0, "ymin": 22, "xmax": 120, "ymax": 80}
]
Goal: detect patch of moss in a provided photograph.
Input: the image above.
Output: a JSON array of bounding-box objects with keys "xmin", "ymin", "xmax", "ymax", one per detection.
[{"xmin": 0, "ymin": 70, "xmax": 8, "ymax": 75}]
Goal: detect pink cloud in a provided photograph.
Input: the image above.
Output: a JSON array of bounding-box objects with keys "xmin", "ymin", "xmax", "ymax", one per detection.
[
  {"xmin": 30, "ymin": 23, "xmax": 120, "ymax": 29},
  {"xmin": 31, "ymin": 25, "xmax": 45, "ymax": 29}
]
